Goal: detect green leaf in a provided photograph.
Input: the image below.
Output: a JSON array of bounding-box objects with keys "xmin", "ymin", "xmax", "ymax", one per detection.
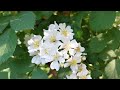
[
  {"xmin": 10, "ymin": 11, "xmax": 36, "ymax": 31},
  {"xmin": 0, "ymin": 29, "xmax": 17, "ymax": 64},
  {"xmin": 103, "ymin": 28, "xmax": 120, "ymax": 50},
  {"xmin": 89, "ymin": 11, "xmax": 116, "ymax": 32},
  {"xmin": 8, "ymin": 45, "xmax": 33, "ymax": 79},
  {"xmin": 31, "ymin": 67, "xmax": 48, "ymax": 79},
  {"xmin": 91, "ymin": 69, "xmax": 102, "ymax": 79},
  {"xmin": 0, "ymin": 16, "xmax": 10, "ymax": 33},
  {"xmin": 72, "ymin": 12, "xmax": 87, "ymax": 40},
  {"xmin": 88, "ymin": 53, "xmax": 99, "ymax": 63},
  {"xmin": 89, "ymin": 34, "xmax": 107, "ymax": 53},
  {"xmin": 0, "ymin": 72, "xmax": 8, "ymax": 79},
  {"xmin": 98, "ymin": 47, "xmax": 115, "ymax": 62},
  {"xmin": 58, "ymin": 67, "xmax": 71, "ymax": 79},
  {"xmin": 34, "ymin": 11, "xmax": 53, "ymax": 20},
  {"xmin": 105, "ymin": 59, "xmax": 120, "ymax": 79}
]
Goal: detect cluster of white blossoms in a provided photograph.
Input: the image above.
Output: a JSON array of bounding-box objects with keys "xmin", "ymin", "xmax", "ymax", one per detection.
[{"xmin": 25, "ymin": 21, "xmax": 92, "ymax": 79}]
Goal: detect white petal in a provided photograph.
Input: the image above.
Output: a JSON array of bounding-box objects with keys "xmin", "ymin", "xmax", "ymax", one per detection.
[
  {"xmin": 41, "ymin": 58, "xmax": 46, "ymax": 65},
  {"xmin": 66, "ymin": 73, "xmax": 77, "ymax": 79},
  {"xmin": 71, "ymin": 65, "xmax": 78, "ymax": 73},
  {"xmin": 59, "ymin": 23, "xmax": 66, "ymax": 30},
  {"xmin": 64, "ymin": 63, "xmax": 70, "ymax": 68},
  {"xmin": 59, "ymin": 57, "xmax": 65, "ymax": 63},
  {"xmin": 86, "ymin": 75, "xmax": 92, "ymax": 79},
  {"xmin": 31, "ymin": 55, "xmax": 41, "ymax": 64},
  {"xmin": 70, "ymin": 40, "xmax": 78, "ymax": 48},
  {"xmin": 69, "ymin": 49, "xmax": 75, "ymax": 56},
  {"xmin": 64, "ymin": 53, "xmax": 69, "ymax": 59},
  {"xmin": 81, "ymin": 47, "xmax": 85, "ymax": 52},
  {"xmin": 50, "ymin": 61, "xmax": 60, "ymax": 71},
  {"xmin": 28, "ymin": 39, "xmax": 34, "ymax": 45},
  {"xmin": 35, "ymin": 59, "xmax": 41, "ymax": 65},
  {"xmin": 31, "ymin": 56, "xmax": 36, "ymax": 63}
]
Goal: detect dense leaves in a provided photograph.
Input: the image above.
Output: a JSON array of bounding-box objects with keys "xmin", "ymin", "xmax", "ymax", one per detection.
[{"xmin": 0, "ymin": 11, "xmax": 119, "ymax": 79}]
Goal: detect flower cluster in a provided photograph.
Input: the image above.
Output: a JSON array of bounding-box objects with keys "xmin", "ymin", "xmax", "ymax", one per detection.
[{"xmin": 25, "ymin": 21, "xmax": 91, "ymax": 79}]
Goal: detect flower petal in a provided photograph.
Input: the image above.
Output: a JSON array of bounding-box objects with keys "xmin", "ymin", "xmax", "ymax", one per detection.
[{"xmin": 50, "ymin": 61, "xmax": 60, "ymax": 71}]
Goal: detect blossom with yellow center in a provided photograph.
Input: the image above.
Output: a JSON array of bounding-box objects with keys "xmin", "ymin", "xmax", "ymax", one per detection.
[
  {"xmin": 50, "ymin": 52, "xmax": 65, "ymax": 71},
  {"xmin": 27, "ymin": 35, "xmax": 42, "ymax": 56},
  {"xmin": 59, "ymin": 23, "xmax": 74, "ymax": 41},
  {"xmin": 77, "ymin": 63, "xmax": 89, "ymax": 76},
  {"xmin": 64, "ymin": 54, "xmax": 82, "ymax": 73}
]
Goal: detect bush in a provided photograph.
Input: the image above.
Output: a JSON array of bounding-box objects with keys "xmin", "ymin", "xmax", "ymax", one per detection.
[{"xmin": 0, "ymin": 11, "xmax": 119, "ymax": 79}]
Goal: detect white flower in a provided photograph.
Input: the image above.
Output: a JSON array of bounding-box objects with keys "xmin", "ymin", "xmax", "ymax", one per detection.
[
  {"xmin": 69, "ymin": 43, "xmax": 85, "ymax": 56},
  {"xmin": 43, "ymin": 30, "xmax": 62, "ymax": 47},
  {"xmin": 50, "ymin": 52, "xmax": 65, "ymax": 71},
  {"xmin": 59, "ymin": 23, "xmax": 74, "ymax": 41},
  {"xmin": 27, "ymin": 35, "xmax": 42, "ymax": 56},
  {"xmin": 48, "ymin": 21, "xmax": 59, "ymax": 31},
  {"xmin": 66, "ymin": 73, "xmax": 77, "ymax": 79},
  {"xmin": 25, "ymin": 21, "xmax": 91, "ymax": 79},
  {"xmin": 60, "ymin": 39, "xmax": 78, "ymax": 51},
  {"xmin": 78, "ymin": 75, "xmax": 92, "ymax": 79},
  {"xmin": 59, "ymin": 39, "xmax": 78, "ymax": 59},
  {"xmin": 77, "ymin": 63, "xmax": 89, "ymax": 77},
  {"xmin": 39, "ymin": 42, "xmax": 58, "ymax": 63},
  {"xmin": 64, "ymin": 53, "xmax": 82, "ymax": 73},
  {"xmin": 31, "ymin": 55, "xmax": 46, "ymax": 65}
]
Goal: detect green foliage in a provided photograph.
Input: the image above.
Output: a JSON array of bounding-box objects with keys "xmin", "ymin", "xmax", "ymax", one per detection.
[
  {"xmin": 0, "ymin": 16, "xmax": 10, "ymax": 33},
  {"xmin": 89, "ymin": 34, "xmax": 107, "ymax": 53},
  {"xmin": 10, "ymin": 11, "xmax": 36, "ymax": 31},
  {"xmin": 0, "ymin": 72, "xmax": 8, "ymax": 79},
  {"xmin": 58, "ymin": 67, "xmax": 71, "ymax": 79},
  {"xmin": 31, "ymin": 67, "xmax": 48, "ymax": 79},
  {"xmin": 0, "ymin": 29, "xmax": 17, "ymax": 65},
  {"xmin": 89, "ymin": 11, "xmax": 116, "ymax": 32},
  {"xmin": 105, "ymin": 59, "xmax": 120, "ymax": 79},
  {"xmin": 0, "ymin": 11, "xmax": 120, "ymax": 79},
  {"xmin": 34, "ymin": 11, "xmax": 53, "ymax": 20}
]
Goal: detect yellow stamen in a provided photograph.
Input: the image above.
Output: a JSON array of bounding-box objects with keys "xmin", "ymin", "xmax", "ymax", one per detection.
[
  {"xmin": 45, "ymin": 49, "xmax": 48, "ymax": 54},
  {"xmin": 61, "ymin": 30, "xmax": 68, "ymax": 36},
  {"xmin": 50, "ymin": 35, "xmax": 56, "ymax": 42},
  {"xmin": 70, "ymin": 59, "xmax": 77, "ymax": 65},
  {"xmin": 75, "ymin": 47, "xmax": 80, "ymax": 52},
  {"xmin": 34, "ymin": 40, "xmax": 39, "ymax": 48},
  {"xmin": 78, "ymin": 67, "xmax": 83, "ymax": 72},
  {"xmin": 54, "ymin": 54, "xmax": 59, "ymax": 60},
  {"xmin": 80, "ymin": 76, "xmax": 87, "ymax": 79}
]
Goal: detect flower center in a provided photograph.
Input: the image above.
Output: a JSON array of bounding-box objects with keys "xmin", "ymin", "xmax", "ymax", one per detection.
[
  {"xmin": 78, "ymin": 67, "xmax": 83, "ymax": 72},
  {"xmin": 50, "ymin": 35, "xmax": 56, "ymax": 42},
  {"xmin": 75, "ymin": 47, "xmax": 80, "ymax": 52},
  {"xmin": 80, "ymin": 75, "xmax": 87, "ymax": 79},
  {"xmin": 44, "ymin": 49, "xmax": 48, "ymax": 54},
  {"xmin": 34, "ymin": 40, "xmax": 39, "ymax": 48},
  {"xmin": 70, "ymin": 59, "xmax": 77, "ymax": 65},
  {"xmin": 61, "ymin": 30, "xmax": 68, "ymax": 36},
  {"xmin": 53, "ymin": 54, "xmax": 59, "ymax": 60}
]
